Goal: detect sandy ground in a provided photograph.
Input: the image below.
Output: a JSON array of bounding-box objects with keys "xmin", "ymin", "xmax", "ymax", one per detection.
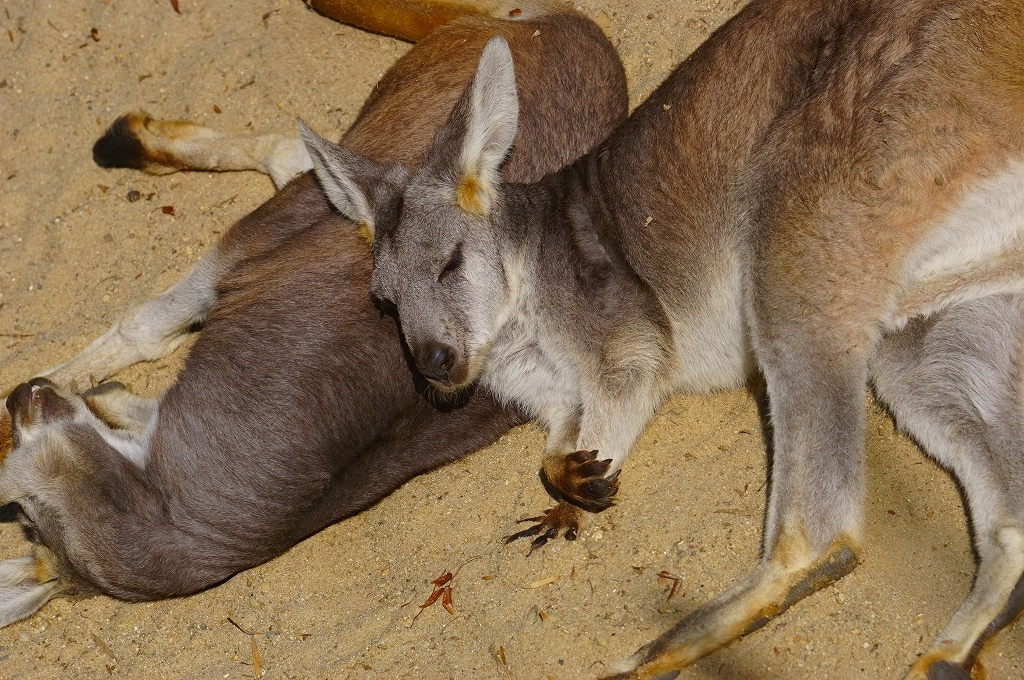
[{"xmin": 0, "ymin": 0, "xmax": 1020, "ymax": 678}]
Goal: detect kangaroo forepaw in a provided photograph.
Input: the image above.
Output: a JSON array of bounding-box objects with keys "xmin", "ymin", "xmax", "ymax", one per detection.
[
  {"xmin": 503, "ymin": 502, "xmax": 582, "ymax": 555},
  {"xmin": 541, "ymin": 449, "xmax": 620, "ymax": 512}
]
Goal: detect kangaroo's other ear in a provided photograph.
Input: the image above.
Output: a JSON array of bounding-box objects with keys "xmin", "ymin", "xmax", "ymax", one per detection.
[
  {"xmin": 0, "ymin": 404, "xmax": 12, "ymax": 467},
  {"xmin": 0, "ymin": 552, "xmax": 63, "ymax": 628},
  {"xmin": 298, "ymin": 119, "xmax": 387, "ymax": 244},
  {"xmin": 437, "ymin": 36, "xmax": 518, "ymax": 217}
]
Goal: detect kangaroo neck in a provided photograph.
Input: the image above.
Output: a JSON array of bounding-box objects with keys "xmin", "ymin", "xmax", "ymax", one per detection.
[
  {"xmin": 499, "ymin": 163, "xmax": 640, "ymax": 311},
  {"xmin": 572, "ymin": 0, "xmax": 854, "ymax": 282}
]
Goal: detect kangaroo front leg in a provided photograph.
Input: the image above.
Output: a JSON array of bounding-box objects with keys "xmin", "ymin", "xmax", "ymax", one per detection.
[
  {"xmin": 607, "ymin": 326, "xmax": 868, "ymax": 678},
  {"xmin": 42, "ymin": 248, "xmax": 230, "ymax": 390},
  {"xmin": 546, "ymin": 385, "xmax": 663, "ymax": 511},
  {"xmin": 507, "ymin": 383, "xmax": 663, "ymax": 551}
]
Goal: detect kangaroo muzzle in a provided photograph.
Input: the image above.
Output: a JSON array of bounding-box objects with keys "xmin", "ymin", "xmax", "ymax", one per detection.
[
  {"xmin": 6, "ymin": 379, "xmax": 74, "ymax": 445},
  {"xmin": 415, "ymin": 341, "xmax": 463, "ymax": 386}
]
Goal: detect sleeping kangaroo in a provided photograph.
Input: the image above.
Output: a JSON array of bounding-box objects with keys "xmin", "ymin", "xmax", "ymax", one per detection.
[
  {"xmin": 0, "ymin": 0, "xmax": 627, "ymax": 625},
  {"xmin": 302, "ymin": 0, "xmax": 1024, "ymax": 677}
]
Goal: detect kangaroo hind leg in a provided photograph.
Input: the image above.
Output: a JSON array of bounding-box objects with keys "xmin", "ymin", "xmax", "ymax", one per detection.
[
  {"xmin": 93, "ymin": 112, "xmax": 312, "ymax": 190},
  {"xmin": 41, "ymin": 248, "xmax": 230, "ymax": 391},
  {"xmin": 873, "ymin": 295, "xmax": 1024, "ymax": 680},
  {"xmin": 606, "ymin": 260, "xmax": 872, "ymax": 679}
]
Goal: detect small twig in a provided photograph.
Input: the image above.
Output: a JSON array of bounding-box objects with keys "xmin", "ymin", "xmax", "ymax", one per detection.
[
  {"xmin": 657, "ymin": 570, "xmax": 682, "ymax": 601},
  {"xmin": 227, "ymin": 616, "xmax": 255, "ymax": 635},
  {"xmin": 227, "ymin": 617, "xmax": 262, "ymax": 678}
]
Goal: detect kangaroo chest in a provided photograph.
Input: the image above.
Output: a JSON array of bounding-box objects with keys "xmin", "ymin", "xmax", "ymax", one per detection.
[{"xmin": 480, "ymin": 311, "xmax": 583, "ymax": 429}]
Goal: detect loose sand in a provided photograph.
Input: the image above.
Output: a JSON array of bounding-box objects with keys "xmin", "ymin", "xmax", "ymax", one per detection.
[{"xmin": 0, "ymin": 0, "xmax": 1020, "ymax": 678}]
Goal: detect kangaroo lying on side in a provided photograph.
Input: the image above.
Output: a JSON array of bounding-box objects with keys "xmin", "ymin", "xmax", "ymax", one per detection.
[
  {"xmin": 0, "ymin": 0, "xmax": 627, "ymax": 626},
  {"xmin": 302, "ymin": 0, "xmax": 1024, "ymax": 677}
]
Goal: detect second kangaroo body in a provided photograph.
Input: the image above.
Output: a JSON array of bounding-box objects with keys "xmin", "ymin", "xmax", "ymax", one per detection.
[{"xmin": 305, "ymin": 0, "xmax": 1024, "ymax": 678}]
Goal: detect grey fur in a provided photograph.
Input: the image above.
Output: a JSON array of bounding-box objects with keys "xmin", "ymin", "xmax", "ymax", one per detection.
[{"xmin": 0, "ymin": 6, "xmax": 628, "ymax": 625}]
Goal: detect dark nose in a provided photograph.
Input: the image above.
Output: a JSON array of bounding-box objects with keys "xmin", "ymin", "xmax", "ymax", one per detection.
[{"xmin": 418, "ymin": 344, "xmax": 454, "ymax": 382}]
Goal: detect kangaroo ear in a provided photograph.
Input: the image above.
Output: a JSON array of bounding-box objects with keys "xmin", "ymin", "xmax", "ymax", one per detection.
[
  {"xmin": 0, "ymin": 553, "xmax": 63, "ymax": 628},
  {"xmin": 454, "ymin": 36, "xmax": 519, "ymax": 216},
  {"xmin": 298, "ymin": 119, "xmax": 383, "ymax": 244},
  {"xmin": 0, "ymin": 404, "xmax": 12, "ymax": 466}
]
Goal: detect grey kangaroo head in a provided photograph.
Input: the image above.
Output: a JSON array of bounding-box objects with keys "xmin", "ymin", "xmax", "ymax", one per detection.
[{"xmin": 303, "ymin": 37, "xmax": 520, "ymax": 392}]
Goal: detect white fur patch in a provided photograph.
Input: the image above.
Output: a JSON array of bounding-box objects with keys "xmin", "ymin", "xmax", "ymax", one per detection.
[{"xmin": 895, "ymin": 162, "xmax": 1024, "ymax": 327}]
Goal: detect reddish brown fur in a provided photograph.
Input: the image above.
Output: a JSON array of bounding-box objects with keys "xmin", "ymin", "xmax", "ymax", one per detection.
[{"xmin": 310, "ymin": 0, "xmax": 498, "ymax": 42}]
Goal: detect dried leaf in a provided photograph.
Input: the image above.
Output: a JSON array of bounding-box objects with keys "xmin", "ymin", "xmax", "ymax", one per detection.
[
  {"xmin": 419, "ymin": 587, "xmax": 444, "ymax": 609},
  {"xmin": 170, "ymin": 0, "xmax": 181, "ymax": 14},
  {"xmin": 90, "ymin": 632, "xmax": 118, "ymax": 661},
  {"xmin": 441, "ymin": 586, "xmax": 455, "ymax": 615},
  {"xmin": 161, "ymin": 205, "xmax": 175, "ymax": 216},
  {"xmin": 431, "ymin": 571, "xmax": 453, "ymax": 587},
  {"xmin": 252, "ymin": 636, "xmax": 261, "ymax": 677}
]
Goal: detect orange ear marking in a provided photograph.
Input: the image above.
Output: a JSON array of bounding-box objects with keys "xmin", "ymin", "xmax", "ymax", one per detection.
[
  {"xmin": 358, "ymin": 222, "xmax": 374, "ymax": 247},
  {"xmin": 457, "ymin": 172, "xmax": 489, "ymax": 215},
  {"xmin": 33, "ymin": 546, "xmax": 60, "ymax": 584}
]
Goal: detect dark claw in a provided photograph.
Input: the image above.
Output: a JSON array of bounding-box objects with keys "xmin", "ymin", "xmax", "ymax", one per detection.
[
  {"xmin": 567, "ymin": 449, "xmax": 597, "ymax": 464},
  {"xmin": 541, "ymin": 450, "xmax": 621, "ymax": 513},
  {"xmin": 503, "ymin": 502, "xmax": 582, "ymax": 554},
  {"xmin": 578, "ymin": 459, "xmax": 611, "ymax": 477}
]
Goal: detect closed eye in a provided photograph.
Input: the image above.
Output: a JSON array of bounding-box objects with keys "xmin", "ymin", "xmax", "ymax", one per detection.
[
  {"xmin": 374, "ymin": 297, "xmax": 397, "ymax": 319},
  {"xmin": 438, "ymin": 244, "xmax": 463, "ymax": 282}
]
